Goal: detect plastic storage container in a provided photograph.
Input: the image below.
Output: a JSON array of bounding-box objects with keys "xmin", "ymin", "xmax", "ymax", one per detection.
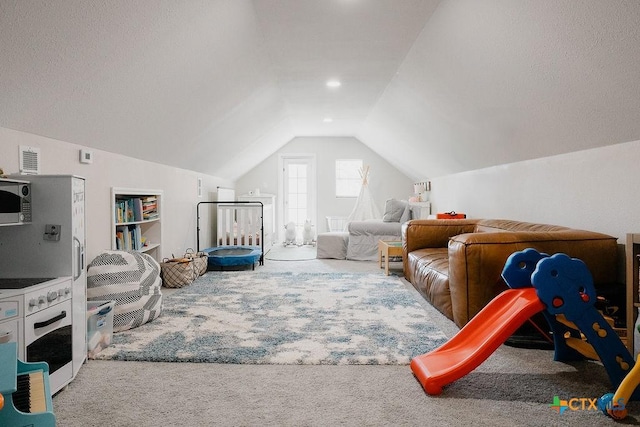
[{"xmin": 87, "ymin": 300, "xmax": 115, "ymax": 359}]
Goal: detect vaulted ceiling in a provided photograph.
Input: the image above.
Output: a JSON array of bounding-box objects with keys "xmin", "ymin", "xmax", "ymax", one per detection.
[{"xmin": 1, "ymin": 1, "xmax": 639, "ymax": 181}]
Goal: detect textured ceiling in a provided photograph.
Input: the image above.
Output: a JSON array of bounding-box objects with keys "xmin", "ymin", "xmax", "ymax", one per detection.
[{"xmin": 1, "ymin": 1, "xmax": 639, "ymax": 181}]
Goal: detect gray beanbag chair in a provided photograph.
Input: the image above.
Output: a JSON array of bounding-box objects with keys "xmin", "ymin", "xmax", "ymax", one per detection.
[{"xmin": 87, "ymin": 251, "xmax": 163, "ymax": 332}]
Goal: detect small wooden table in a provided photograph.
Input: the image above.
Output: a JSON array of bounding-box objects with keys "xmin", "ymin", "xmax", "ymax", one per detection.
[{"xmin": 378, "ymin": 240, "xmax": 403, "ymax": 276}]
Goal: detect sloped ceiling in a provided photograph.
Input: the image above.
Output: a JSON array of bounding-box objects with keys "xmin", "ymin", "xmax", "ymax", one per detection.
[
  {"xmin": 1, "ymin": 1, "xmax": 639, "ymax": 181},
  {"xmin": 360, "ymin": 1, "xmax": 640, "ymax": 179}
]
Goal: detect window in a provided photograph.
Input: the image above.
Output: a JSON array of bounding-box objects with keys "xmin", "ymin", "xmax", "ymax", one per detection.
[
  {"xmin": 285, "ymin": 162, "xmax": 309, "ymax": 228},
  {"xmin": 335, "ymin": 159, "xmax": 363, "ymax": 197}
]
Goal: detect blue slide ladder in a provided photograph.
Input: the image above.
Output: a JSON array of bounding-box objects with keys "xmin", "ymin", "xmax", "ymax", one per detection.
[{"xmin": 502, "ymin": 248, "xmax": 639, "ymax": 400}]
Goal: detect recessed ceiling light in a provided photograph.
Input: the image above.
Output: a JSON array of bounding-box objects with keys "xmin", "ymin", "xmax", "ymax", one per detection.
[
  {"xmin": 326, "ymin": 80, "xmax": 341, "ymax": 88},
  {"xmin": 323, "ymin": 117, "xmax": 334, "ymax": 123}
]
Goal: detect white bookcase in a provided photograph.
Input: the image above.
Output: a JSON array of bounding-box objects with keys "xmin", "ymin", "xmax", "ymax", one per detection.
[{"xmin": 111, "ymin": 187, "xmax": 163, "ymax": 261}]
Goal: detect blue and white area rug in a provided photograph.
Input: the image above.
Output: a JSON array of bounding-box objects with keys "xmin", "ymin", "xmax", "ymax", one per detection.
[{"xmin": 95, "ymin": 272, "xmax": 447, "ymax": 365}]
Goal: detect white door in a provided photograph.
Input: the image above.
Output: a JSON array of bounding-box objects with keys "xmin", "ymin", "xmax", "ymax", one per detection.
[{"xmin": 279, "ymin": 155, "xmax": 316, "ymax": 243}]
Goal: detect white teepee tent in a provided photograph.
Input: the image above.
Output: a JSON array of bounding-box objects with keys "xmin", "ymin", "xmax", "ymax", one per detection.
[{"xmin": 345, "ymin": 165, "xmax": 381, "ymax": 224}]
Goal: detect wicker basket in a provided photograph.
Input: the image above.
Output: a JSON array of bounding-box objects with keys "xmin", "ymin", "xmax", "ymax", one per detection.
[
  {"xmin": 184, "ymin": 248, "xmax": 208, "ymax": 276},
  {"xmin": 160, "ymin": 257, "xmax": 197, "ymax": 288}
]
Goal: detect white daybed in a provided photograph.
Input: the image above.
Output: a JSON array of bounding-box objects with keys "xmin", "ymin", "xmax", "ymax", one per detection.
[{"xmin": 317, "ymin": 199, "xmax": 413, "ymax": 261}]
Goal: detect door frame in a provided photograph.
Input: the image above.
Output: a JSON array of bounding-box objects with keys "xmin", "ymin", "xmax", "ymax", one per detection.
[{"xmin": 277, "ymin": 153, "xmax": 317, "ymax": 243}]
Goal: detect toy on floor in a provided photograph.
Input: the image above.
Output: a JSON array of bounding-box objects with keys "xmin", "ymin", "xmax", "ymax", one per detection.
[
  {"xmin": 411, "ymin": 248, "xmax": 636, "ymax": 398},
  {"xmin": 205, "ymin": 245, "xmax": 262, "ymax": 271},
  {"xmin": 302, "ymin": 220, "xmax": 316, "ymax": 246},
  {"xmin": 598, "ymin": 346, "xmax": 640, "ymax": 420},
  {"xmin": 0, "ymin": 342, "xmax": 56, "ymax": 426},
  {"xmin": 284, "ymin": 222, "xmax": 297, "ymax": 246}
]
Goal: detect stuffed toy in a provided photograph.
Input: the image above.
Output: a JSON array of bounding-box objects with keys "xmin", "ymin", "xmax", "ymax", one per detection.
[
  {"xmin": 302, "ymin": 220, "xmax": 315, "ymax": 246},
  {"xmin": 284, "ymin": 221, "xmax": 297, "ymax": 246}
]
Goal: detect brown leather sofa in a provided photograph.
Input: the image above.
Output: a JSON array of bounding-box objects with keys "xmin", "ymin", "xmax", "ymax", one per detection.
[{"xmin": 402, "ymin": 219, "xmax": 618, "ymax": 328}]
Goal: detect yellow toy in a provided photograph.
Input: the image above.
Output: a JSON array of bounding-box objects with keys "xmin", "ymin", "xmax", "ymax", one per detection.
[{"xmin": 599, "ymin": 356, "xmax": 640, "ymax": 420}]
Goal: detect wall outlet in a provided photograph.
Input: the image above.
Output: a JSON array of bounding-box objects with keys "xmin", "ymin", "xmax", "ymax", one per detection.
[{"xmin": 44, "ymin": 224, "xmax": 61, "ymax": 241}]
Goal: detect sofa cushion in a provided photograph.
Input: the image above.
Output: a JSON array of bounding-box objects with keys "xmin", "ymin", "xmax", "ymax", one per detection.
[
  {"xmin": 400, "ymin": 203, "xmax": 412, "ymax": 223},
  {"xmin": 316, "ymin": 231, "xmax": 349, "ymax": 259},
  {"xmin": 347, "ymin": 220, "xmax": 402, "ymax": 261},
  {"xmin": 407, "ymin": 248, "xmax": 452, "ymax": 320}
]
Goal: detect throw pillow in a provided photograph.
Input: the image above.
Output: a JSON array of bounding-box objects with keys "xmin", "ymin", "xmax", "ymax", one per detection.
[
  {"xmin": 383, "ymin": 199, "xmax": 407, "ymax": 222},
  {"xmin": 400, "ymin": 203, "xmax": 412, "ymax": 223}
]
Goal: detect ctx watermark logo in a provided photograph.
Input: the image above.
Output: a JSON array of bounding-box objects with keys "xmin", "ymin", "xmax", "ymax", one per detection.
[{"xmin": 549, "ymin": 395, "xmax": 619, "ymax": 414}]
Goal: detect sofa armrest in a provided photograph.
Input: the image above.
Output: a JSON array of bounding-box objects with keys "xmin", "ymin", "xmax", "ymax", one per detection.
[
  {"xmin": 402, "ymin": 219, "xmax": 478, "ymax": 282},
  {"xmin": 402, "ymin": 219, "xmax": 479, "ymax": 252},
  {"xmin": 448, "ymin": 230, "xmax": 618, "ymax": 327}
]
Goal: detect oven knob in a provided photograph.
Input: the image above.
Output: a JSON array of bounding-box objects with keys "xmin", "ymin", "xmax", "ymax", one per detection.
[
  {"xmin": 38, "ymin": 296, "xmax": 46, "ymax": 305},
  {"xmin": 29, "ymin": 298, "xmax": 38, "ymax": 307},
  {"xmin": 58, "ymin": 289, "xmax": 64, "ymax": 297},
  {"xmin": 47, "ymin": 291, "xmax": 58, "ymax": 302},
  {"xmin": 65, "ymin": 287, "xmax": 71, "ymax": 295}
]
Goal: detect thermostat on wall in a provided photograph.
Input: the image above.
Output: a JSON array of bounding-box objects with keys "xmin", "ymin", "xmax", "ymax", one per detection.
[{"xmin": 79, "ymin": 149, "xmax": 93, "ymax": 164}]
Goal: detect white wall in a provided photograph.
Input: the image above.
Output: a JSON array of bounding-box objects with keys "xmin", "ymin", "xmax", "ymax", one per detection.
[
  {"xmin": 0, "ymin": 126, "xmax": 232, "ymax": 264},
  {"xmin": 235, "ymin": 136, "xmax": 415, "ymax": 234},
  {"xmin": 429, "ymin": 138, "xmax": 640, "ymax": 279}
]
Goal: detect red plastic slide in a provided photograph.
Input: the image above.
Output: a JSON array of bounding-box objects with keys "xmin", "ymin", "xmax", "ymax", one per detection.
[{"xmin": 411, "ymin": 288, "xmax": 546, "ymax": 395}]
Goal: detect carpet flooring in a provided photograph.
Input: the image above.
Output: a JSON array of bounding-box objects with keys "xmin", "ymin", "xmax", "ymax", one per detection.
[{"xmin": 53, "ymin": 259, "xmax": 635, "ymax": 426}]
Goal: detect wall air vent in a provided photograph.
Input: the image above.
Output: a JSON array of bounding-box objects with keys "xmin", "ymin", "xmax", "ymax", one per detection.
[{"xmin": 19, "ymin": 145, "xmax": 41, "ymax": 175}]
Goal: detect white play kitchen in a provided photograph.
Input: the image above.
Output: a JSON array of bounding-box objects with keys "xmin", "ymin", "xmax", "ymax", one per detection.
[{"xmin": 0, "ymin": 175, "xmax": 87, "ymax": 395}]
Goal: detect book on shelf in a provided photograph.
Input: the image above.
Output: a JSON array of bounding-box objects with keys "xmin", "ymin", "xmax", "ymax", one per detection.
[
  {"xmin": 141, "ymin": 196, "xmax": 158, "ymax": 220},
  {"xmin": 115, "ymin": 224, "xmax": 143, "ymax": 251},
  {"xmin": 115, "ymin": 197, "xmax": 154, "ymax": 223},
  {"xmin": 133, "ymin": 198, "xmax": 143, "ymax": 222},
  {"xmin": 115, "ymin": 198, "xmax": 132, "ymax": 223},
  {"xmin": 115, "ymin": 205, "xmax": 123, "ymax": 223},
  {"xmin": 115, "ymin": 229, "xmax": 124, "ymax": 250}
]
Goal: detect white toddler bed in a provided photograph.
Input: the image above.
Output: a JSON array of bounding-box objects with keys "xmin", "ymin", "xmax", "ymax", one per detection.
[{"xmin": 216, "ymin": 202, "xmax": 263, "ymax": 246}]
